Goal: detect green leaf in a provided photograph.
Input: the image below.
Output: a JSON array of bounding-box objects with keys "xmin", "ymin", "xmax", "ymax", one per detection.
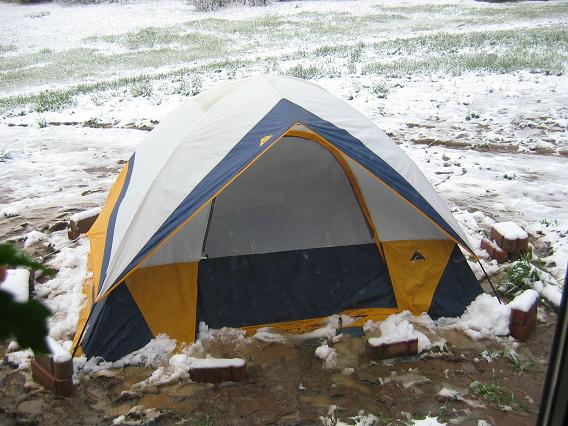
[
  {"xmin": 0, "ymin": 289, "xmax": 50, "ymax": 353},
  {"xmin": 0, "ymin": 243, "xmax": 54, "ymax": 275}
]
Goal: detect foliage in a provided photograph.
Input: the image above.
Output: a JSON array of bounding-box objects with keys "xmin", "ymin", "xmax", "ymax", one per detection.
[
  {"xmin": 0, "ymin": 244, "xmax": 53, "ymax": 353},
  {"xmin": 372, "ymin": 81, "xmax": 389, "ymax": 98},
  {"xmin": 471, "ymin": 373, "xmax": 532, "ymax": 413},
  {"xmin": 286, "ymin": 64, "xmax": 320, "ymax": 79},
  {"xmin": 0, "ymin": 244, "xmax": 53, "ymax": 274},
  {"xmin": 130, "ymin": 81, "xmax": 153, "ymax": 98},
  {"xmin": 192, "ymin": 0, "xmax": 271, "ymax": 12},
  {"xmin": 34, "ymin": 90, "xmax": 74, "ymax": 112}
]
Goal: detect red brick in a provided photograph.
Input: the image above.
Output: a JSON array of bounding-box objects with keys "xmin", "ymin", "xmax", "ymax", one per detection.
[
  {"xmin": 516, "ymin": 236, "xmax": 529, "ymax": 252},
  {"xmin": 31, "ymin": 356, "xmax": 74, "ymax": 397},
  {"xmin": 493, "ymin": 246, "xmax": 508, "ymax": 264},
  {"xmin": 501, "ymin": 237, "xmax": 517, "ymax": 253},
  {"xmin": 490, "ymin": 226, "xmax": 504, "ymax": 247},
  {"xmin": 511, "ymin": 301, "xmax": 538, "ymax": 326},
  {"xmin": 189, "ymin": 364, "xmax": 246, "ymax": 384},
  {"xmin": 510, "ymin": 315, "xmax": 536, "ymax": 342},
  {"xmin": 366, "ymin": 339, "xmax": 418, "ymax": 360},
  {"xmin": 480, "ymin": 238, "xmax": 496, "ymax": 257}
]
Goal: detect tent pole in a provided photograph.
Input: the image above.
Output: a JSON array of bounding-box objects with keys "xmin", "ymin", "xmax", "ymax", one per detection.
[
  {"xmin": 478, "ymin": 260, "xmax": 502, "ymax": 304},
  {"xmin": 200, "ymin": 198, "xmax": 216, "ymax": 259}
]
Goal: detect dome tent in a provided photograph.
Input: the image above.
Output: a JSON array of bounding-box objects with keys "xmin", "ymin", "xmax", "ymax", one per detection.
[{"xmin": 72, "ymin": 75, "xmax": 482, "ymax": 361}]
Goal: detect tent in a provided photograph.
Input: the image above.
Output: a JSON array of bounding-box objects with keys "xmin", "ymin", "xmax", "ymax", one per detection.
[{"xmin": 72, "ymin": 75, "xmax": 482, "ymax": 361}]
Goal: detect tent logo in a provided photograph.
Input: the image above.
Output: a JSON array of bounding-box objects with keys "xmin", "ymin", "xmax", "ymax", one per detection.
[
  {"xmin": 259, "ymin": 134, "xmax": 272, "ymax": 147},
  {"xmin": 410, "ymin": 251, "xmax": 425, "ymax": 262}
]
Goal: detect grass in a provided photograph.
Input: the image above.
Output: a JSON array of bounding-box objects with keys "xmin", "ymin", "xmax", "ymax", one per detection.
[
  {"xmin": 34, "ymin": 90, "xmax": 74, "ymax": 112},
  {"xmin": 362, "ymin": 49, "xmax": 565, "ymax": 77},
  {"xmin": 0, "ymin": 2, "xmax": 566, "ymax": 113},
  {"xmin": 500, "ymin": 348, "xmax": 540, "ymax": 375},
  {"xmin": 500, "ymin": 253, "xmax": 540, "ymax": 296},
  {"xmin": 471, "ymin": 376, "xmax": 533, "ymax": 414},
  {"xmin": 0, "ymin": 58, "xmax": 250, "ymax": 113},
  {"xmin": 286, "ymin": 64, "xmax": 320, "ymax": 80},
  {"xmin": 130, "ymin": 81, "xmax": 153, "ymax": 98},
  {"xmin": 372, "ymin": 81, "xmax": 389, "ymax": 98}
]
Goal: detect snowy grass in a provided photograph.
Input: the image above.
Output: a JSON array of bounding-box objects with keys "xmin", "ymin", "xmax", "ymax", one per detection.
[{"xmin": 1, "ymin": 2, "xmax": 566, "ymax": 100}]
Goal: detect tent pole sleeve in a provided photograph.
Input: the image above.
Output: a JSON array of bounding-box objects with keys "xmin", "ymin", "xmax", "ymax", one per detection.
[
  {"xmin": 200, "ymin": 199, "xmax": 216, "ymax": 259},
  {"xmin": 478, "ymin": 260, "xmax": 502, "ymax": 304}
]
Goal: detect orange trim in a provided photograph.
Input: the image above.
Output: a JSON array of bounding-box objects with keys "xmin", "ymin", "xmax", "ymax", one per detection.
[
  {"xmin": 95, "ymin": 125, "xmax": 298, "ymax": 302},
  {"xmin": 238, "ymin": 307, "xmax": 399, "ymax": 335},
  {"xmin": 285, "ymin": 129, "xmax": 385, "ymax": 260}
]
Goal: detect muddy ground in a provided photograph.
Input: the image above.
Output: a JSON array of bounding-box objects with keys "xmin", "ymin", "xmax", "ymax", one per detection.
[{"xmin": 0, "ymin": 305, "xmax": 558, "ymax": 425}]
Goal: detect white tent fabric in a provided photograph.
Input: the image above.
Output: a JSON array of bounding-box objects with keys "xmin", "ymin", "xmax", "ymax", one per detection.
[{"xmin": 98, "ymin": 75, "xmax": 472, "ymax": 297}]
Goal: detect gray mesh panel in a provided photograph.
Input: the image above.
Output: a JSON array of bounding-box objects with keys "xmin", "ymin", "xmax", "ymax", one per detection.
[
  {"xmin": 346, "ymin": 158, "xmax": 447, "ymax": 241},
  {"xmin": 140, "ymin": 203, "xmax": 211, "ymax": 267},
  {"xmin": 204, "ymin": 137, "xmax": 373, "ymax": 258}
]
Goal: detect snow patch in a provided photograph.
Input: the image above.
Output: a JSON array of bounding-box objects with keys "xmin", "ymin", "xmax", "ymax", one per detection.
[
  {"xmin": 70, "ymin": 207, "xmax": 101, "ymax": 223},
  {"xmin": 23, "ymin": 230, "xmax": 47, "ymax": 248},
  {"xmin": 47, "ymin": 337, "xmax": 71, "ymax": 363},
  {"xmin": 1, "ymin": 269, "xmax": 30, "ymax": 302},
  {"xmin": 364, "ymin": 311, "xmax": 432, "ymax": 353},
  {"xmin": 437, "ymin": 293, "xmax": 511, "ymax": 339},
  {"xmin": 315, "ymin": 343, "xmax": 338, "ymax": 369},
  {"xmin": 492, "ymin": 221, "xmax": 528, "ymax": 240},
  {"xmin": 411, "ymin": 416, "xmax": 447, "ymax": 426},
  {"xmin": 509, "ymin": 289, "xmax": 539, "ymax": 312}
]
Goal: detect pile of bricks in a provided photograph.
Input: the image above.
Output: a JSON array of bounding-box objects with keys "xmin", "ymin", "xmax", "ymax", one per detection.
[
  {"xmin": 366, "ymin": 338, "xmax": 418, "ymax": 361},
  {"xmin": 31, "ymin": 354, "xmax": 74, "ymax": 397},
  {"xmin": 510, "ymin": 298, "xmax": 538, "ymax": 342},
  {"xmin": 480, "ymin": 221, "xmax": 530, "ymax": 264}
]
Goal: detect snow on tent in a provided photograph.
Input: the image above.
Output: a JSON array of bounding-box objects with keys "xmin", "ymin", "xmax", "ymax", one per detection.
[{"xmin": 72, "ymin": 75, "xmax": 482, "ymax": 361}]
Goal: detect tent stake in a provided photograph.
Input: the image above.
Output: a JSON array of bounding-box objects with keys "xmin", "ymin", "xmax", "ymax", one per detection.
[{"xmin": 478, "ymin": 260, "xmax": 502, "ymax": 304}]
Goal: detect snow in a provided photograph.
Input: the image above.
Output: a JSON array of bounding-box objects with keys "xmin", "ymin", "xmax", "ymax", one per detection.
[
  {"xmin": 320, "ymin": 406, "xmax": 378, "ymax": 426},
  {"xmin": 190, "ymin": 357, "xmax": 245, "ymax": 369},
  {"xmin": 492, "ymin": 221, "xmax": 528, "ymax": 240},
  {"xmin": 23, "ymin": 230, "xmax": 47, "ymax": 248},
  {"xmin": 47, "ymin": 337, "xmax": 71, "ymax": 363},
  {"xmin": 437, "ymin": 293, "xmax": 511, "ymax": 339},
  {"xmin": 411, "ymin": 416, "xmax": 447, "ymax": 426},
  {"xmin": 0, "ymin": 269, "xmax": 30, "ymax": 302},
  {"xmin": 365, "ymin": 311, "xmax": 432, "ymax": 353},
  {"xmin": 509, "ymin": 289, "xmax": 539, "ymax": 312},
  {"xmin": 1, "ymin": 205, "xmax": 20, "ymax": 218},
  {"xmin": 315, "ymin": 343, "xmax": 338, "ymax": 369},
  {"xmin": 70, "ymin": 207, "xmax": 101, "ymax": 223},
  {"xmin": 437, "ymin": 387, "xmax": 460, "ymax": 399}
]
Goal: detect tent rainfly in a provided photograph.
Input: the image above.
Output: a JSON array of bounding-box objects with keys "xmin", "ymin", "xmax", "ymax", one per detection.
[{"xmin": 73, "ymin": 75, "xmax": 482, "ymax": 361}]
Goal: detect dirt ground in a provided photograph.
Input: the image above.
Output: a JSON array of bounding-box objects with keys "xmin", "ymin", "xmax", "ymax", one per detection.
[{"xmin": 0, "ymin": 307, "xmax": 558, "ymax": 426}]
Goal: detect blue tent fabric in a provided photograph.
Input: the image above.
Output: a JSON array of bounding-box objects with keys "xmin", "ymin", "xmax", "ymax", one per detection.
[
  {"xmin": 196, "ymin": 243, "xmax": 396, "ymax": 329},
  {"xmin": 428, "ymin": 245, "xmax": 483, "ymax": 320},
  {"xmin": 81, "ymin": 283, "xmax": 153, "ymax": 361}
]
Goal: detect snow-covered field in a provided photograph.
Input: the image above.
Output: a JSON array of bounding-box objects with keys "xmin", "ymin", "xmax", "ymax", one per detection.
[{"xmin": 1, "ymin": 0, "xmax": 567, "ymax": 424}]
